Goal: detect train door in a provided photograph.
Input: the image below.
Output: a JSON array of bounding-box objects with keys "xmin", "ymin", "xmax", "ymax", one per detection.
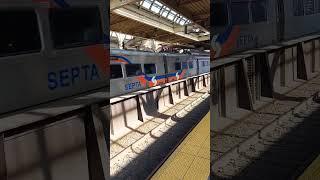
[
  {"xmin": 110, "ymin": 53, "xmax": 127, "ymax": 97},
  {"xmin": 186, "ymin": 56, "xmax": 196, "ymax": 77},
  {"xmin": 182, "ymin": 60, "xmax": 188, "ymax": 78},
  {"xmin": 276, "ymin": 0, "xmax": 285, "ymax": 41},
  {"xmin": 196, "ymin": 58, "xmax": 200, "ymax": 75},
  {"xmin": 163, "ymin": 55, "xmax": 169, "ymax": 83},
  {"xmin": 199, "ymin": 60, "xmax": 203, "ymax": 74}
]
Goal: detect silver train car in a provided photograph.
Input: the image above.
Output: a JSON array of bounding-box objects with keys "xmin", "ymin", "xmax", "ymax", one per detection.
[
  {"xmin": 0, "ymin": 0, "xmax": 108, "ymax": 115},
  {"xmin": 110, "ymin": 49, "xmax": 210, "ymax": 97},
  {"xmin": 211, "ymin": 0, "xmax": 320, "ymax": 59}
]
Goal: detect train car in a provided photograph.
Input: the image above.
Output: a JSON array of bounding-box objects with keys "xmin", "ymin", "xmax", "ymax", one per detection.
[
  {"xmin": 0, "ymin": 0, "xmax": 108, "ymax": 115},
  {"xmin": 110, "ymin": 49, "xmax": 210, "ymax": 97},
  {"xmin": 211, "ymin": 0, "xmax": 320, "ymax": 59},
  {"xmin": 162, "ymin": 53, "xmax": 195, "ymax": 83},
  {"xmin": 110, "ymin": 49, "xmax": 166, "ymax": 96},
  {"xmin": 197, "ymin": 55, "xmax": 211, "ymax": 74}
]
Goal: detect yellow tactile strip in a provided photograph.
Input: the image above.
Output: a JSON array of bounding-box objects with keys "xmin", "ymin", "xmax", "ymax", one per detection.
[
  {"xmin": 299, "ymin": 155, "xmax": 320, "ymax": 180},
  {"xmin": 152, "ymin": 112, "xmax": 210, "ymax": 180}
]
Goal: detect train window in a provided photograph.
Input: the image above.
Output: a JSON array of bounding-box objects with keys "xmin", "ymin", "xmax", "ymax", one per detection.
[
  {"xmin": 188, "ymin": 61, "xmax": 194, "ymax": 69},
  {"xmin": 175, "ymin": 62, "xmax": 181, "ymax": 70},
  {"xmin": 231, "ymin": 2, "xmax": 250, "ymax": 25},
  {"xmin": 125, "ymin": 64, "xmax": 142, "ymax": 77},
  {"xmin": 293, "ymin": 0, "xmax": 320, "ymax": 16},
  {"xmin": 305, "ymin": 0, "xmax": 315, "ymax": 15},
  {"xmin": 0, "ymin": 10, "xmax": 41, "ymax": 57},
  {"xmin": 212, "ymin": 3, "xmax": 228, "ymax": 26},
  {"xmin": 317, "ymin": 1, "xmax": 320, "ymax": 13},
  {"xmin": 293, "ymin": 0, "xmax": 305, "ymax": 16},
  {"xmin": 316, "ymin": 0, "xmax": 320, "ymax": 13},
  {"xmin": 49, "ymin": 7, "xmax": 103, "ymax": 49},
  {"xmin": 182, "ymin": 62, "xmax": 188, "ymax": 69},
  {"xmin": 111, "ymin": 65, "xmax": 123, "ymax": 79},
  {"xmin": 251, "ymin": 1, "xmax": 267, "ymax": 23},
  {"xmin": 202, "ymin": 61, "xmax": 209, "ymax": 67},
  {"xmin": 144, "ymin": 64, "xmax": 156, "ymax": 74}
]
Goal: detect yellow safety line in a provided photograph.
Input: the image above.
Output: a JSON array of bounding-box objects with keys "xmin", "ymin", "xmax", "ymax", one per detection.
[
  {"xmin": 152, "ymin": 112, "xmax": 210, "ymax": 180},
  {"xmin": 299, "ymin": 155, "xmax": 320, "ymax": 180}
]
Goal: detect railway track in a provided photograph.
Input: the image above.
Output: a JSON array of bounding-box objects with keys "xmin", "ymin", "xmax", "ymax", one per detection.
[{"xmin": 211, "ymin": 78, "xmax": 320, "ymax": 179}]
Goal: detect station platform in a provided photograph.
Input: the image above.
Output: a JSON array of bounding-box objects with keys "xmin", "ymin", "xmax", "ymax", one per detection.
[
  {"xmin": 151, "ymin": 112, "xmax": 210, "ymax": 180},
  {"xmin": 299, "ymin": 155, "xmax": 320, "ymax": 180},
  {"xmin": 110, "ymin": 74, "xmax": 210, "ymax": 179}
]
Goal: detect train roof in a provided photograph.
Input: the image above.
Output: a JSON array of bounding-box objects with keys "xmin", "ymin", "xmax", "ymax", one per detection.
[{"xmin": 110, "ymin": 48, "xmax": 209, "ymax": 57}]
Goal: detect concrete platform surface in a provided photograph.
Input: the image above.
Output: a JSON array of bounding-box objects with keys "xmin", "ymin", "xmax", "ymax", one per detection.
[{"xmin": 151, "ymin": 112, "xmax": 210, "ymax": 180}]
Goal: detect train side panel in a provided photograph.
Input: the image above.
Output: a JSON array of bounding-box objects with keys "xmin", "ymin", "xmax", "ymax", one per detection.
[
  {"xmin": 283, "ymin": 1, "xmax": 320, "ymax": 40},
  {"xmin": 110, "ymin": 50, "xmax": 166, "ymax": 97},
  {"xmin": 0, "ymin": 1, "xmax": 108, "ymax": 114},
  {"xmin": 166, "ymin": 54, "xmax": 189, "ymax": 82},
  {"xmin": 197, "ymin": 56, "xmax": 210, "ymax": 74},
  {"xmin": 211, "ymin": 0, "xmax": 277, "ymax": 59},
  {"xmin": 111, "ymin": 50, "xmax": 210, "ymax": 97},
  {"xmin": 187, "ymin": 56, "xmax": 198, "ymax": 77}
]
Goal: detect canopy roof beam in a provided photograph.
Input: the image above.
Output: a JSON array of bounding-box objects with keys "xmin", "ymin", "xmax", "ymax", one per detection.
[
  {"xmin": 113, "ymin": 5, "xmax": 209, "ymax": 42},
  {"xmin": 111, "ymin": 0, "xmax": 141, "ymax": 10}
]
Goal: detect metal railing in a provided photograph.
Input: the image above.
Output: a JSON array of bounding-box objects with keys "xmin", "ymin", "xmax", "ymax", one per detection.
[
  {"xmin": 211, "ymin": 32, "xmax": 320, "ymax": 118},
  {"xmin": 110, "ymin": 73, "xmax": 210, "ymax": 140},
  {"xmin": 0, "ymin": 96, "xmax": 109, "ymax": 180}
]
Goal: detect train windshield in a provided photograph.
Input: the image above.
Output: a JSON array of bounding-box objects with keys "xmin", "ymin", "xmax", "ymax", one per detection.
[
  {"xmin": 212, "ymin": 3, "xmax": 228, "ymax": 27},
  {"xmin": 49, "ymin": 7, "xmax": 103, "ymax": 49}
]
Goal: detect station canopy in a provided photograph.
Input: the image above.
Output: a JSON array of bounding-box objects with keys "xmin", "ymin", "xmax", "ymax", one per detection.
[{"xmin": 110, "ymin": 0, "xmax": 210, "ymax": 50}]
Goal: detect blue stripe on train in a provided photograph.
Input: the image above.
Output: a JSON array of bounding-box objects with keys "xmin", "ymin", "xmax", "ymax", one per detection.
[{"xmin": 144, "ymin": 71, "xmax": 183, "ymax": 81}]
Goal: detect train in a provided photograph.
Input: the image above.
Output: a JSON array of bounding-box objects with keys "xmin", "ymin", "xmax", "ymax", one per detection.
[
  {"xmin": 211, "ymin": 0, "xmax": 320, "ymax": 59},
  {"xmin": 0, "ymin": 0, "xmax": 108, "ymax": 115},
  {"xmin": 110, "ymin": 49, "xmax": 210, "ymax": 97}
]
